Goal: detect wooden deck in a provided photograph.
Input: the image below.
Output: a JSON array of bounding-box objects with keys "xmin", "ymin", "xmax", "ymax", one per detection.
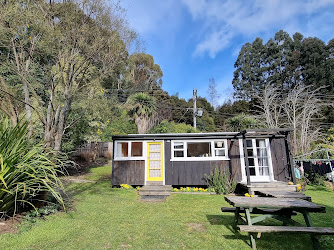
[{"xmin": 238, "ymin": 181, "xmax": 297, "ymax": 194}]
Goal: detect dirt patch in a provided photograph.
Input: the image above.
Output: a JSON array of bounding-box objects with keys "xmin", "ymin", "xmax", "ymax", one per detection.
[
  {"xmin": 66, "ymin": 158, "xmax": 108, "ymax": 176},
  {"xmin": 61, "ymin": 176, "xmax": 96, "ymax": 183},
  {"xmin": 186, "ymin": 222, "xmax": 206, "ymax": 232},
  {"xmin": 0, "ymin": 214, "xmax": 24, "ymax": 235}
]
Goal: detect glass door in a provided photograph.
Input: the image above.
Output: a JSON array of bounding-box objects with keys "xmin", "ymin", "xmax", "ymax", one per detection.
[{"xmin": 245, "ymin": 139, "xmax": 273, "ymax": 182}]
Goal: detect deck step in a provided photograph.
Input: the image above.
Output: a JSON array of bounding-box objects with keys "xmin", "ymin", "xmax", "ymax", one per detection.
[
  {"xmin": 139, "ymin": 185, "xmax": 171, "ymax": 201},
  {"xmin": 238, "ymin": 225, "xmax": 334, "ymax": 235},
  {"xmin": 239, "ymin": 182, "xmax": 297, "ymax": 193},
  {"xmin": 139, "ymin": 191, "xmax": 171, "ymax": 196}
]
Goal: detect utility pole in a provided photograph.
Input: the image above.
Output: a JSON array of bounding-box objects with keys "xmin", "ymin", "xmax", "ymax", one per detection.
[{"xmin": 193, "ymin": 89, "xmax": 197, "ymax": 130}]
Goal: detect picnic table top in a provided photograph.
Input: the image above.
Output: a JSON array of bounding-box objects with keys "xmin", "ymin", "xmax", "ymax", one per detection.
[
  {"xmin": 257, "ymin": 191, "xmax": 312, "ymax": 201},
  {"xmin": 224, "ymin": 196, "xmax": 325, "ymax": 212}
]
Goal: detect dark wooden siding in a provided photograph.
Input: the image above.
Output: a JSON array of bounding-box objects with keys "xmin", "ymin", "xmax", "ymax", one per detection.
[
  {"xmin": 228, "ymin": 139, "xmax": 242, "ymax": 181},
  {"xmin": 270, "ymin": 138, "xmax": 290, "ymax": 182},
  {"xmin": 164, "ymin": 140, "xmax": 242, "ymax": 186},
  {"xmin": 111, "ymin": 160, "xmax": 145, "ymax": 185}
]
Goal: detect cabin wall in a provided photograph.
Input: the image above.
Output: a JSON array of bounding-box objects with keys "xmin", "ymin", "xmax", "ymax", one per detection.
[
  {"xmin": 164, "ymin": 140, "xmax": 242, "ymax": 186},
  {"xmin": 270, "ymin": 137, "xmax": 291, "ymax": 182},
  {"xmin": 111, "ymin": 160, "xmax": 145, "ymax": 185}
]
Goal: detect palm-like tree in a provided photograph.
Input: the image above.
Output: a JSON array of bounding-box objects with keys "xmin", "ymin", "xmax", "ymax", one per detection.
[{"xmin": 126, "ymin": 93, "xmax": 157, "ymax": 134}]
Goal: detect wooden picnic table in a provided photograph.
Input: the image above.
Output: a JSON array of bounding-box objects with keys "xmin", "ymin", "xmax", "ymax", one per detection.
[
  {"xmin": 257, "ymin": 190, "xmax": 312, "ymax": 201},
  {"xmin": 224, "ymin": 196, "xmax": 329, "ymax": 250}
]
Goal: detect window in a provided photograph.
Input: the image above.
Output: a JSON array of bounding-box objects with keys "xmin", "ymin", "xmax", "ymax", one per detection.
[
  {"xmin": 173, "ymin": 142, "xmax": 184, "ymax": 157},
  {"xmin": 214, "ymin": 141, "xmax": 226, "ymax": 157},
  {"xmin": 131, "ymin": 142, "xmax": 143, "ymax": 157},
  {"xmin": 116, "ymin": 142, "xmax": 128, "ymax": 157},
  {"xmin": 115, "ymin": 141, "xmax": 144, "ymax": 160},
  {"xmin": 171, "ymin": 140, "xmax": 228, "ymax": 160},
  {"xmin": 187, "ymin": 142, "xmax": 211, "ymax": 157}
]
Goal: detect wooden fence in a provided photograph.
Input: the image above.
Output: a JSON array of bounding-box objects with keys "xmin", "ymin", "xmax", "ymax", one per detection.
[{"xmin": 74, "ymin": 142, "xmax": 113, "ymax": 158}]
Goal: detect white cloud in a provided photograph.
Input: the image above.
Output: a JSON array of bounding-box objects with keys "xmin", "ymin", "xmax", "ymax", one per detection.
[
  {"xmin": 181, "ymin": 0, "xmax": 334, "ymax": 58},
  {"xmin": 122, "ymin": 0, "xmax": 182, "ymax": 35}
]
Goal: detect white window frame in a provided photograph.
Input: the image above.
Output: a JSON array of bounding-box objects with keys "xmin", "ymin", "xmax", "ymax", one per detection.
[
  {"xmin": 114, "ymin": 141, "xmax": 145, "ymax": 161},
  {"xmin": 171, "ymin": 139, "xmax": 229, "ymax": 161}
]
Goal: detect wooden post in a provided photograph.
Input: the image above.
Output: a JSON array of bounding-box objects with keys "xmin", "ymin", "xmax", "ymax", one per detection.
[
  {"xmin": 285, "ymin": 132, "xmax": 296, "ymax": 184},
  {"xmin": 242, "ymin": 134, "xmax": 251, "ymax": 187}
]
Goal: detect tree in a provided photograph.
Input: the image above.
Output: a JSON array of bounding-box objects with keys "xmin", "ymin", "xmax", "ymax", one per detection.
[
  {"xmin": 215, "ymin": 100, "xmax": 250, "ymax": 131},
  {"xmin": 225, "ymin": 113, "xmax": 261, "ymax": 132},
  {"xmin": 252, "ymin": 84, "xmax": 283, "ymax": 128},
  {"xmin": 233, "ymin": 38, "xmax": 266, "ymax": 99},
  {"xmin": 126, "ymin": 92, "xmax": 157, "ymax": 134},
  {"xmin": 0, "ymin": 0, "xmax": 136, "ymax": 151},
  {"xmin": 149, "ymin": 120, "xmax": 196, "ymax": 134},
  {"xmin": 207, "ymin": 77, "xmax": 220, "ymax": 109},
  {"xmin": 125, "ymin": 53, "xmax": 163, "ymax": 91},
  {"xmin": 282, "ymin": 83, "xmax": 324, "ymax": 155}
]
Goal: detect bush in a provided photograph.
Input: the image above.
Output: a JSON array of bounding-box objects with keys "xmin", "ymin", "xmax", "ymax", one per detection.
[
  {"xmin": 205, "ymin": 166, "xmax": 237, "ymax": 195},
  {"xmin": 305, "ymin": 173, "xmax": 327, "ymax": 187},
  {"xmin": 150, "ymin": 120, "xmax": 196, "ymax": 134},
  {"xmin": 0, "ymin": 119, "xmax": 65, "ymax": 216}
]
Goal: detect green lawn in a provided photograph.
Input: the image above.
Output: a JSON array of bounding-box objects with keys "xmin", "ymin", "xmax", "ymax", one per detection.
[{"xmin": 1, "ymin": 164, "xmax": 334, "ymax": 250}]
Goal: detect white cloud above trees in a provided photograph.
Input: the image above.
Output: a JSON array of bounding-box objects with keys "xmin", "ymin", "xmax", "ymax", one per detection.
[{"xmin": 182, "ymin": 0, "xmax": 334, "ymax": 58}]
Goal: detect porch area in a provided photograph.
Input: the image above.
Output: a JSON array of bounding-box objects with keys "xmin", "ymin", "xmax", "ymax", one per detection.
[{"xmin": 238, "ymin": 181, "xmax": 298, "ymax": 195}]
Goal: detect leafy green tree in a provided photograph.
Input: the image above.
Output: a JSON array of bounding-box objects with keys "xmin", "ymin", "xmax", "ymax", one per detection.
[
  {"xmin": 226, "ymin": 113, "xmax": 262, "ymax": 132},
  {"xmin": 0, "ymin": 0, "xmax": 136, "ymax": 151},
  {"xmin": 150, "ymin": 120, "xmax": 196, "ymax": 133},
  {"xmin": 125, "ymin": 53, "xmax": 163, "ymax": 91},
  {"xmin": 215, "ymin": 100, "xmax": 250, "ymax": 131},
  {"xmin": 301, "ymin": 37, "xmax": 328, "ymax": 93},
  {"xmin": 126, "ymin": 92, "xmax": 157, "ymax": 134}
]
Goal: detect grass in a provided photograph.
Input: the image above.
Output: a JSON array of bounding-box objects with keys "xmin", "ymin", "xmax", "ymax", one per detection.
[{"xmin": 1, "ymin": 164, "xmax": 334, "ymax": 249}]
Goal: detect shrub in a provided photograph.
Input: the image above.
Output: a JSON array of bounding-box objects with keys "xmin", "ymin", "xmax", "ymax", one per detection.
[
  {"xmin": 0, "ymin": 119, "xmax": 65, "ymax": 216},
  {"xmin": 205, "ymin": 166, "xmax": 237, "ymax": 195},
  {"xmin": 305, "ymin": 173, "xmax": 327, "ymax": 187}
]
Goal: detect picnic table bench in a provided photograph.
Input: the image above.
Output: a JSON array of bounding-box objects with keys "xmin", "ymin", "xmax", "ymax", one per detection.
[
  {"xmin": 257, "ymin": 190, "xmax": 312, "ymax": 201},
  {"xmin": 223, "ymin": 196, "xmax": 334, "ymax": 250}
]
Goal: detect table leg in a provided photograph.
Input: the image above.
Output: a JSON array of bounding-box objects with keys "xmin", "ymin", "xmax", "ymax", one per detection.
[
  {"xmin": 233, "ymin": 207, "xmax": 240, "ymax": 230},
  {"xmin": 302, "ymin": 210, "xmax": 321, "ymax": 250},
  {"xmin": 245, "ymin": 208, "xmax": 257, "ymax": 250}
]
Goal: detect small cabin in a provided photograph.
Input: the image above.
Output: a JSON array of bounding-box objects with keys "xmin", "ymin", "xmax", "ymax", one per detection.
[{"xmin": 111, "ymin": 129, "xmax": 296, "ymax": 187}]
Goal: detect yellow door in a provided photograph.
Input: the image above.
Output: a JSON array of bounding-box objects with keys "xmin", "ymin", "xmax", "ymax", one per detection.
[{"xmin": 147, "ymin": 142, "xmax": 163, "ymax": 181}]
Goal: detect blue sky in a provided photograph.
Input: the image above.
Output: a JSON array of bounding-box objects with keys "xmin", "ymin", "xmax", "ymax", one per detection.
[{"xmin": 121, "ymin": 0, "xmax": 334, "ymax": 105}]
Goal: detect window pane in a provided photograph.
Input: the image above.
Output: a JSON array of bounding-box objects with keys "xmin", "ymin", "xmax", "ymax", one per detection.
[
  {"xmin": 247, "ymin": 149, "xmax": 253, "ymax": 157},
  {"xmin": 174, "ymin": 142, "xmax": 184, "ymax": 149},
  {"xmin": 131, "ymin": 142, "xmax": 143, "ymax": 157},
  {"xmin": 249, "ymin": 167, "xmax": 255, "ymax": 176},
  {"xmin": 248, "ymin": 158, "xmax": 255, "ymax": 166},
  {"xmin": 187, "ymin": 142, "xmax": 211, "ymax": 157},
  {"xmin": 117, "ymin": 142, "xmax": 128, "ymax": 157},
  {"xmin": 246, "ymin": 140, "xmax": 252, "ymax": 148},
  {"xmin": 256, "ymin": 139, "xmax": 266, "ymax": 148},
  {"xmin": 259, "ymin": 167, "xmax": 269, "ymax": 176},
  {"xmin": 215, "ymin": 149, "xmax": 225, "ymax": 157},
  {"xmin": 258, "ymin": 157, "xmax": 268, "ymax": 166},
  {"xmin": 174, "ymin": 151, "xmax": 184, "ymax": 157},
  {"xmin": 215, "ymin": 141, "xmax": 225, "ymax": 148},
  {"xmin": 257, "ymin": 148, "xmax": 267, "ymax": 157}
]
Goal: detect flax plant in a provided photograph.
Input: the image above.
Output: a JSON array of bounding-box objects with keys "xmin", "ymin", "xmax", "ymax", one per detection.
[{"xmin": 0, "ymin": 119, "xmax": 65, "ymax": 216}]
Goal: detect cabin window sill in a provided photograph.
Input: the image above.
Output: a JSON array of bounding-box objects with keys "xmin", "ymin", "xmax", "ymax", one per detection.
[
  {"xmin": 170, "ymin": 157, "xmax": 230, "ymax": 162},
  {"xmin": 114, "ymin": 157, "xmax": 145, "ymax": 161}
]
